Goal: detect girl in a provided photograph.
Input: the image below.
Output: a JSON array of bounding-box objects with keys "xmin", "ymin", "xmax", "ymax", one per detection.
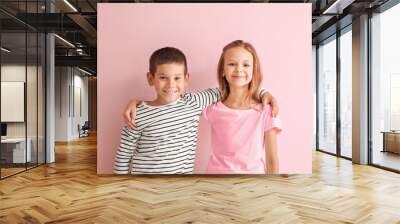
[{"xmin": 202, "ymin": 40, "xmax": 282, "ymax": 174}]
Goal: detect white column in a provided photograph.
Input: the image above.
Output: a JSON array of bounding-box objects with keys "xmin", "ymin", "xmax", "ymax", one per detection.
[
  {"xmin": 46, "ymin": 32, "xmax": 55, "ymax": 163},
  {"xmin": 352, "ymin": 14, "xmax": 369, "ymax": 164},
  {"xmin": 45, "ymin": 0, "xmax": 55, "ymax": 163}
]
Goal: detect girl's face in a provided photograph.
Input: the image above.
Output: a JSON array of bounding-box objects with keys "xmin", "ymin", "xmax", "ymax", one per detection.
[{"xmin": 223, "ymin": 47, "xmax": 254, "ymax": 88}]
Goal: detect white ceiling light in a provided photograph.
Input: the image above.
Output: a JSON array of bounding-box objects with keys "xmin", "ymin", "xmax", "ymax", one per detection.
[
  {"xmin": 1, "ymin": 47, "xmax": 11, "ymax": 53},
  {"xmin": 78, "ymin": 67, "xmax": 93, "ymax": 76},
  {"xmin": 54, "ymin": 34, "xmax": 75, "ymax": 48},
  {"xmin": 323, "ymin": 0, "xmax": 355, "ymax": 15},
  {"xmin": 63, "ymin": 0, "xmax": 78, "ymax": 12}
]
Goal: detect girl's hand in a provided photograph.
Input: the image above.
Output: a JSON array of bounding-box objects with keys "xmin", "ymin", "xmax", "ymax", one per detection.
[
  {"xmin": 261, "ymin": 91, "xmax": 279, "ymax": 117},
  {"xmin": 123, "ymin": 99, "xmax": 138, "ymax": 128}
]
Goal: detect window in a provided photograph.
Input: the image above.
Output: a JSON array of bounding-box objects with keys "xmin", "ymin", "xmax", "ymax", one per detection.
[
  {"xmin": 371, "ymin": 2, "xmax": 400, "ymax": 171},
  {"xmin": 339, "ymin": 27, "xmax": 352, "ymax": 158},
  {"xmin": 317, "ymin": 36, "xmax": 337, "ymax": 154}
]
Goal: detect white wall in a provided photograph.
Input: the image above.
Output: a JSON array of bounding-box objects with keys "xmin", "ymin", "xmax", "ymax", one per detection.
[
  {"xmin": 72, "ymin": 73, "xmax": 89, "ymax": 138},
  {"xmin": 55, "ymin": 67, "xmax": 89, "ymax": 141},
  {"xmin": 55, "ymin": 67, "xmax": 69, "ymax": 141},
  {"xmin": 1, "ymin": 65, "xmax": 42, "ymax": 137},
  {"xmin": 1, "ymin": 64, "xmax": 46, "ymax": 163},
  {"xmin": 1, "ymin": 65, "xmax": 26, "ymax": 140}
]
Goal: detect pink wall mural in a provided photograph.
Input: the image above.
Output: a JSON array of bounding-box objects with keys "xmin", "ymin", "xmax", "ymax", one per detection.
[{"xmin": 98, "ymin": 3, "xmax": 312, "ymax": 174}]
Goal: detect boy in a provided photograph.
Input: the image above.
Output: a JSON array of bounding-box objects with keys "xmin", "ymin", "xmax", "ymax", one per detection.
[{"xmin": 114, "ymin": 47, "xmax": 277, "ymax": 174}]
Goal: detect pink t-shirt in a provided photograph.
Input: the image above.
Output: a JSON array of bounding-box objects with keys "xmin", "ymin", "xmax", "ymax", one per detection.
[{"xmin": 202, "ymin": 102, "xmax": 282, "ymax": 174}]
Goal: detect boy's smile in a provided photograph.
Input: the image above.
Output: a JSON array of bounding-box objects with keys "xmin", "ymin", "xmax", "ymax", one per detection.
[{"xmin": 147, "ymin": 63, "xmax": 189, "ymax": 106}]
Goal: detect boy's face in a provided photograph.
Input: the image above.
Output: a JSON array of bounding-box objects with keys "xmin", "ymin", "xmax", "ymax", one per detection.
[{"xmin": 147, "ymin": 63, "xmax": 189, "ymax": 105}]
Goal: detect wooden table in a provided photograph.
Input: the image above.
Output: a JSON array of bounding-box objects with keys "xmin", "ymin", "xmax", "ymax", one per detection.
[{"xmin": 381, "ymin": 131, "xmax": 400, "ymax": 154}]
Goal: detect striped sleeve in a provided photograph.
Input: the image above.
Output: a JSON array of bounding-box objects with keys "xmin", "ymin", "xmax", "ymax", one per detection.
[
  {"xmin": 182, "ymin": 88, "xmax": 221, "ymax": 110},
  {"xmin": 114, "ymin": 126, "xmax": 140, "ymax": 174},
  {"xmin": 259, "ymin": 88, "xmax": 266, "ymax": 98}
]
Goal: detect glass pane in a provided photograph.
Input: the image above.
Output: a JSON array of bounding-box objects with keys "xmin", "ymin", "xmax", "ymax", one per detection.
[
  {"xmin": 371, "ymin": 4, "xmax": 400, "ymax": 171},
  {"xmin": 1, "ymin": 32, "xmax": 27, "ymax": 177},
  {"xmin": 38, "ymin": 33, "xmax": 45, "ymax": 165},
  {"xmin": 27, "ymin": 31, "xmax": 38, "ymax": 169},
  {"xmin": 18, "ymin": 0, "xmax": 39, "ymax": 170},
  {"xmin": 340, "ymin": 29, "xmax": 352, "ymax": 158},
  {"xmin": 313, "ymin": 45, "xmax": 317, "ymax": 150},
  {"xmin": 0, "ymin": 1, "xmax": 46, "ymax": 178},
  {"xmin": 318, "ymin": 37, "xmax": 337, "ymax": 154}
]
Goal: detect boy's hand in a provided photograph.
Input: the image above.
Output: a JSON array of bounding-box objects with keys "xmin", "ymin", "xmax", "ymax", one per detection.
[
  {"xmin": 123, "ymin": 99, "xmax": 138, "ymax": 128},
  {"xmin": 261, "ymin": 91, "xmax": 279, "ymax": 117}
]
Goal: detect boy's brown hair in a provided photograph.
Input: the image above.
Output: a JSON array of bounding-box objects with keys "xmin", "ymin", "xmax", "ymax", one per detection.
[{"xmin": 149, "ymin": 47, "xmax": 188, "ymax": 75}]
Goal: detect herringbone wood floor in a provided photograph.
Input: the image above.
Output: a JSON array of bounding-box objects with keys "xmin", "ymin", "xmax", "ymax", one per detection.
[{"xmin": 1, "ymin": 134, "xmax": 400, "ymax": 224}]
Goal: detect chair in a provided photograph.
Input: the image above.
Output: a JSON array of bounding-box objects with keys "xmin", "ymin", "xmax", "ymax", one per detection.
[{"xmin": 78, "ymin": 121, "xmax": 90, "ymax": 138}]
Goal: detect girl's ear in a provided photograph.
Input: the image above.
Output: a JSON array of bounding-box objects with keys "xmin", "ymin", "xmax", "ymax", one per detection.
[{"xmin": 147, "ymin": 72, "xmax": 154, "ymax": 86}]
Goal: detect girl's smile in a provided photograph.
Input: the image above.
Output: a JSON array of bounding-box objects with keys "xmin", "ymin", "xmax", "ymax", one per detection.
[{"xmin": 223, "ymin": 47, "xmax": 254, "ymax": 88}]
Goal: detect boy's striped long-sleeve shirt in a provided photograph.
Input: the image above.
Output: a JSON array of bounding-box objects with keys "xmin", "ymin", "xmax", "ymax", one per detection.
[{"xmin": 114, "ymin": 88, "xmax": 221, "ymax": 174}]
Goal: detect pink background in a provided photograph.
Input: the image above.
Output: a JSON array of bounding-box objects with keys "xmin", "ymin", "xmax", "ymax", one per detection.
[{"xmin": 97, "ymin": 3, "xmax": 312, "ymax": 174}]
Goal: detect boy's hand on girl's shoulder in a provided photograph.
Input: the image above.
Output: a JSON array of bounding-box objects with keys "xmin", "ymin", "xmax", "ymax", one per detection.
[
  {"xmin": 123, "ymin": 99, "xmax": 138, "ymax": 128},
  {"xmin": 270, "ymin": 96, "xmax": 279, "ymax": 117},
  {"xmin": 261, "ymin": 91, "xmax": 279, "ymax": 117}
]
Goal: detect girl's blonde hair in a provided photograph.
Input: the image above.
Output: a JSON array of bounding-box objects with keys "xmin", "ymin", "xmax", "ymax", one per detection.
[{"xmin": 217, "ymin": 40, "xmax": 263, "ymax": 103}]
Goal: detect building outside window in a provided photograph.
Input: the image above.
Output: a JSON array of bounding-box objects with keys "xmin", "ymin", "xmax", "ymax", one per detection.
[
  {"xmin": 339, "ymin": 27, "xmax": 352, "ymax": 158},
  {"xmin": 317, "ymin": 36, "xmax": 337, "ymax": 155},
  {"xmin": 371, "ymin": 3, "xmax": 400, "ymax": 171}
]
